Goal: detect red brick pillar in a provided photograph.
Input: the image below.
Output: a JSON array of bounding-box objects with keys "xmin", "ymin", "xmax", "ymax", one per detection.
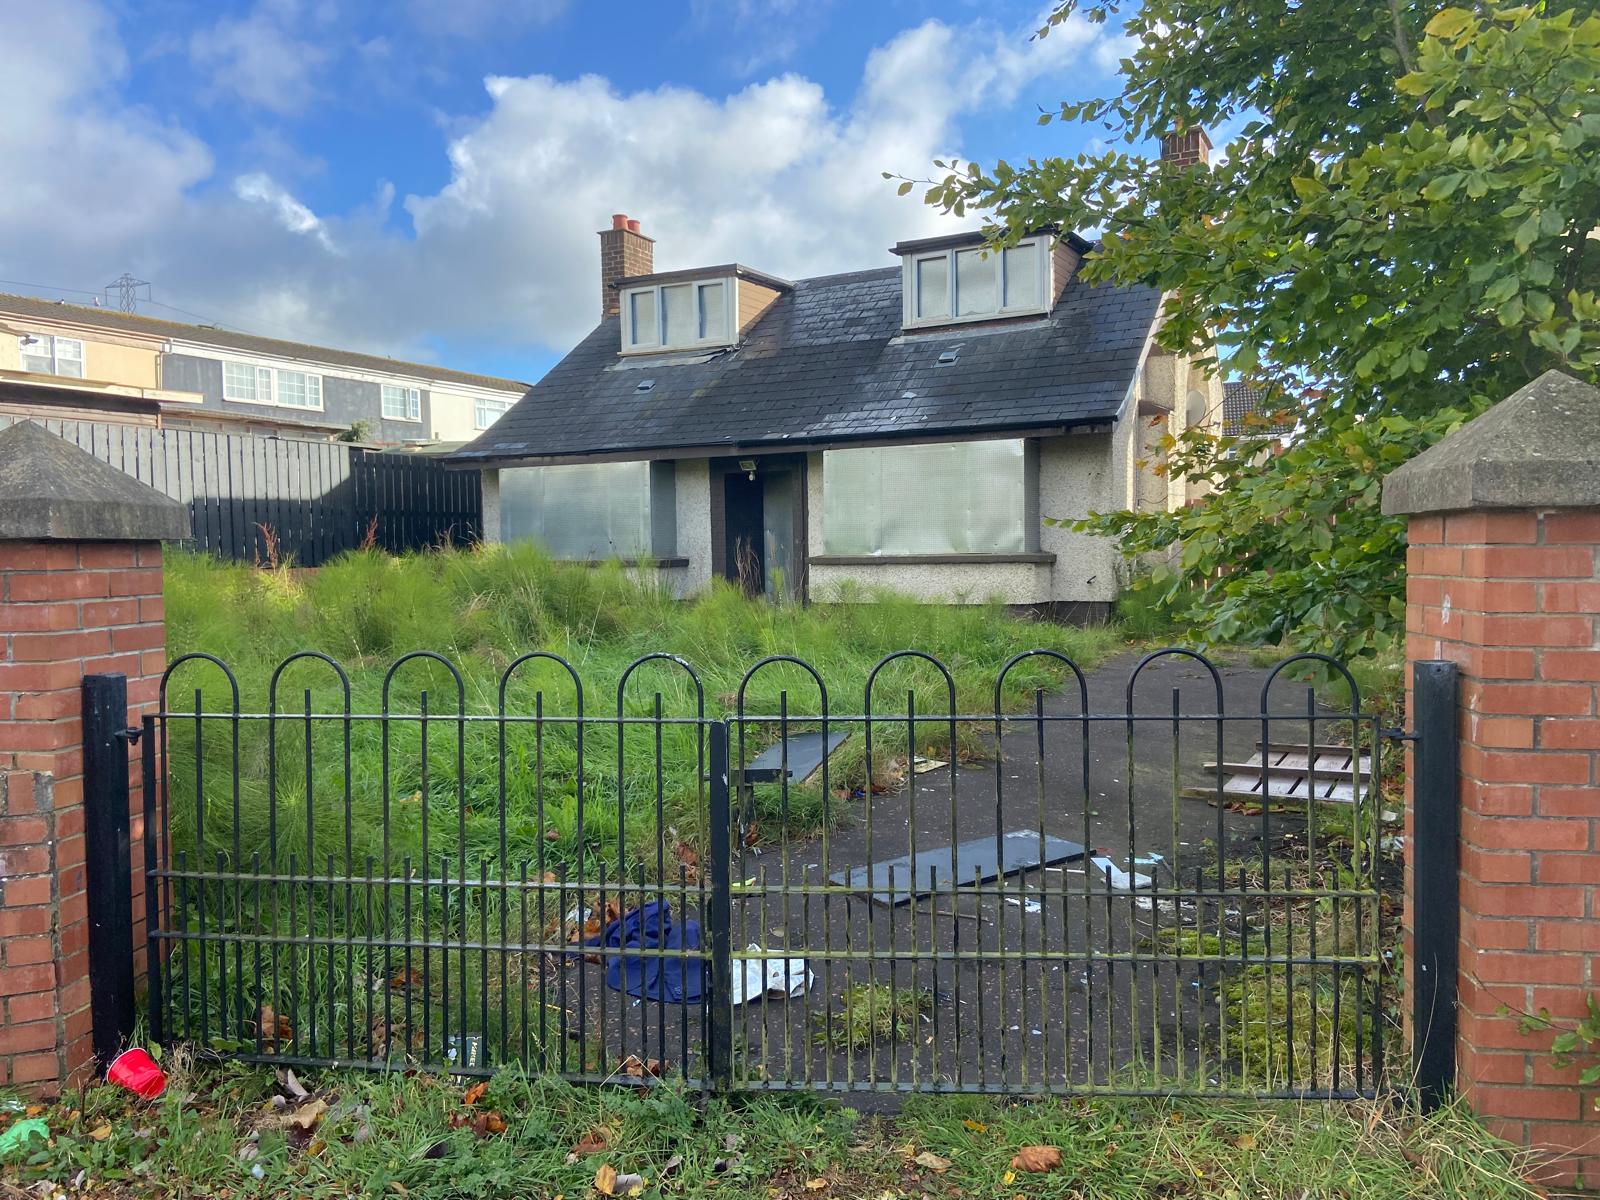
[
  {"xmin": 1385, "ymin": 371, "xmax": 1600, "ymax": 1189},
  {"xmin": 0, "ymin": 420, "xmax": 187, "ymax": 1094}
]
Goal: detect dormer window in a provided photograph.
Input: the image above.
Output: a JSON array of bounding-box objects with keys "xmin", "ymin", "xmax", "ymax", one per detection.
[
  {"xmin": 899, "ymin": 233, "xmax": 1052, "ymax": 329},
  {"xmin": 622, "ymin": 277, "xmax": 734, "ymax": 352}
]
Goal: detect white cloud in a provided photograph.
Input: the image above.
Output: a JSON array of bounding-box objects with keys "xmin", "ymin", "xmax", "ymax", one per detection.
[
  {"xmin": 0, "ymin": 1, "xmax": 1111, "ymax": 367},
  {"xmin": 188, "ymin": 1, "xmax": 331, "ymax": 116}
]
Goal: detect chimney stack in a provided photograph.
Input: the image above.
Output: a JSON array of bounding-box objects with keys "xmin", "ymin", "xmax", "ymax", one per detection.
[
  {"xmin": 1159, "ymin": 127, "xmax": 1212, "ymax": 169},
  {"xmin": 599, "ymin": 212, "xmax": 655, "ymax": 318}
]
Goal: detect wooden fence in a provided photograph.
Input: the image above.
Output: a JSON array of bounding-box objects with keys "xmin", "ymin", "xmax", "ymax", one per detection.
[{"xmin": 1, "ymin": 416, "xmax": 481, "ymax": 566}]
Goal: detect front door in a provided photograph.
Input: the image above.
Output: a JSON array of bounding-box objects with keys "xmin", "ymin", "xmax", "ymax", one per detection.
[{"xmin": 723, "ymin": 470, "xmax": 765, "ymax": 596}]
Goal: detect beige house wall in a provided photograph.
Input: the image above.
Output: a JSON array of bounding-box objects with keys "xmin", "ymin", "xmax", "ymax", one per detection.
[{"xmin": 0, "ymin": 314, "xmax": 163, "ymax": 389}]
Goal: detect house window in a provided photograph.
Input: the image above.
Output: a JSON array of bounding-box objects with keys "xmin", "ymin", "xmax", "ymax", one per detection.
[
  {"xmin": 621, "ymin": 278, "xmax": 734, "ymax": 351},
  {"xmin": 276, "ymin": 369, "xmax": 322, "ymax": 409},
  {"xmin": 221, "ymin": 360, "xmax": 321, "ymax": 409},
  {"xmin": 18, "ymin": 334, "xmax": 85, "ymax": 378},
  {"xmin": 382, "ymin": 384, "xmax": 422, "ymax": 421},
  {"xmin": 499, "ymin": 460, "xmax": 676, "ymax": 560},
  {"xmin": 222, "ymin": 361, "xmax": 272, "ymax": 404},
  {"xmin": 822, "ymin": 439, "xmax": 1033, "ymax": 555},
  {"xmin": 903, "ymin": 236, "xmax": 1050, "ymax": 328},
  {"xmin": 475, "ymin": 397, "xmax": 512, "ymax": 430}
]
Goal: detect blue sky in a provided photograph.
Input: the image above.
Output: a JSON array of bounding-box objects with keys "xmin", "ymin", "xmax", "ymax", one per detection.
[{"xmin": 0, "ymin": 0, "xmax": 1134, "ymax": 382}]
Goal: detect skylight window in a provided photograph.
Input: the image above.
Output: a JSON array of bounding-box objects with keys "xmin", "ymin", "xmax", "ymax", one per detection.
[
  {"xmin": 621, "ymin": 277, "xmax": 735, "ymax": 352},
  {"xmin": 902, "ymin": 235, "xmax": 1051, "ymax": 329}
]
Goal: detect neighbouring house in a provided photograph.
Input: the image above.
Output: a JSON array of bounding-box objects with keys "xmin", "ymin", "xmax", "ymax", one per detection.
[
  {"xmin": 1222, "ymin": 380, "xmax": 1294, "ymax": 440},
  {"xmin": 0, "ymin": 293, "xmax": 529, "ymax": 447},
  {"xmin": 452, "ymin": 145, "xmax": 1223, "ymax": 619}
]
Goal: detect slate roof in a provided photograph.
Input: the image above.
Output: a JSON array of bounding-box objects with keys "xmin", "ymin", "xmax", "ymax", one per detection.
[
  {"xmin": 451, "ymin": 262, "xmax": 1162, "ymax": 465},
  {"xmin": 0, "ymin": 292, "xmax": 529, "ymax": 392},
  {"xmin": 1222, "ymin": 380, "xmax": 1295, "ymax": 438}
]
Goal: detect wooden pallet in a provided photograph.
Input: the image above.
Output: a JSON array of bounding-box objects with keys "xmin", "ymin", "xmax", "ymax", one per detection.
[{"xmin": 1183, "ymin": 740, "xmax": 1373, "ymax": 806}]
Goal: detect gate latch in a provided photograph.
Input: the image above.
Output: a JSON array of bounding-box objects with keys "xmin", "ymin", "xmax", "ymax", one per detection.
[
  {"xmin": 1379, "ymin": 727, "xmax": 1418, "ymax": 743},
  {"xmin": 113, "ymin": 726, "xmax": 144, "ymax": 746}
]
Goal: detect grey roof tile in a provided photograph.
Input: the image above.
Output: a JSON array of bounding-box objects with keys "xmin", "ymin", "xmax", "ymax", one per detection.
[{"xmin": 452, "ymin": 263, "xmax": 1161, "ymax": 463}]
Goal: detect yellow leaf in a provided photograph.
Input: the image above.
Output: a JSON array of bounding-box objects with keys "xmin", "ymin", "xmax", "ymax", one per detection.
[
  {"xmin": 88, "ymin": 1122, "xmax": 113, "ymax": 1141},
  {"xmin": 1234, "ymin": 1132, "xmax": 1257, "ymax": 1150},
  {"xmin": 804, "ymin": 1180, "xmax": 829, "ymax": 1191},
  {"xmin": 1424, "ymin": 8, "xmax": 1473, "ymax": 38},
  {"xmin": 962, "ymin": 1119, "xmax": 987, "ymax": 1134},
  {"xmin": 913, "ymin": 1151, "xmax": 951, "ymax": 1171},
  {"xmin": 1002, "ymin": 1171, "xmax": 1016, "ymax": 1185},
  {"xmin": 594, "ymin": 1163, "xmax": 618, "ymax": 1196}
]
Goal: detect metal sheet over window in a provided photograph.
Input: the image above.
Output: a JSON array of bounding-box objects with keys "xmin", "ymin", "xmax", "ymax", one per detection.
[
  {"xmin": 499, "ymin": 460, "xmax": 670, "ymax": 559},
  {"xmin": 822, "ymin": 439, "xmax": 1028, "ymax": 554}
]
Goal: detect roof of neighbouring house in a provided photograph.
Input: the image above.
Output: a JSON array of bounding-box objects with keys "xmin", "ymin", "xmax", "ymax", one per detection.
[
  {"xmin": 1222, "ymin": 380, "xmax": 1294, "ymax": 438},
  {"xmin": 0, "ymin": 292, "xmax": 531, "ymax": 393},
  {"xmin": 450, "ymin": 258, "xmax": 1163, "ymax": 466}
]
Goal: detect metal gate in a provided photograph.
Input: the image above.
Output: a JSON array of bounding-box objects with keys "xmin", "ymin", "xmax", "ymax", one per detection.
[{"xmin": 139, "ymin": 647, "xmax": 1413, "ymax": 1098}]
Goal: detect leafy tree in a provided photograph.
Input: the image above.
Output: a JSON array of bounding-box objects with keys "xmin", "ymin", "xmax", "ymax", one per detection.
[{"xmin": 914, "ymin": 3, "xmax": 1600, "ymax": 658}]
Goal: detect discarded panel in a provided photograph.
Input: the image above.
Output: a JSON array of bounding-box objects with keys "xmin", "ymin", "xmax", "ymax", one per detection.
[
  {"xmin": 740, "ymin": 730, "xmax": 850, "ymax": 785},
  {"xmin": 829, "ymin": 830, "xmax": 1085, "ymax": 906}
]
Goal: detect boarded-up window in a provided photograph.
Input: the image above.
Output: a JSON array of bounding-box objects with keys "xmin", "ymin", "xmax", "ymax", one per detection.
[
  {"xmin": 822, "ymin": 439, "xmax": 1032, "ymax": 555},
  {"xmin": 499, "ymin": 460, "xmax": 675, "ymax": 559}
]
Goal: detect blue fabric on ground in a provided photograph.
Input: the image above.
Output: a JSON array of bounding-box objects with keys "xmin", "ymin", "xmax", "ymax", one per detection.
[{"xmin": 590, "ymin": 900, "xmax": 705, "ymax": 1003}]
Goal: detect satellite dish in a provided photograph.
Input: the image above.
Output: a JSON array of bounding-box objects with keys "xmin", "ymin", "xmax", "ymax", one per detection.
[{"xmin": 1185, "ymin": 388, "xmax": 1208, "ymax": 427}]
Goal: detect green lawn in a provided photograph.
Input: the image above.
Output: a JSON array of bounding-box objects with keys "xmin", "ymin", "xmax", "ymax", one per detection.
[{"xmin": 3, "ymin": 1059, "xmax": 1538, "ymax": 1200}]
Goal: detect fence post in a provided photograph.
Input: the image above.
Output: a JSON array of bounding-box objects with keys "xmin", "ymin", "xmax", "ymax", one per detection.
[
  {"xmin": 82, "ymin": 674, "xmax": 136, "ymax": 1066},
  {"xmin": 1410, "ymin": 660, "xmax": 1459, "ymax": 1112},
  {"xmin": 140, "ymin": 715, "xmax": 163, "ymax": 1047},
  {"xmin": 706, "ymin": 720, "xmax": 734, "ymax": 1093}
]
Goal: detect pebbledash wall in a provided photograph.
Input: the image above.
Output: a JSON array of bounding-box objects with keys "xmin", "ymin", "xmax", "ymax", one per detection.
[
  {"xmin": 1386, "ymin": 370, "xmax": 1600, "ymax": 1190},
  {"xmin": 0, "ymin": 420, "xmax": 188, "ymax": 1091}
]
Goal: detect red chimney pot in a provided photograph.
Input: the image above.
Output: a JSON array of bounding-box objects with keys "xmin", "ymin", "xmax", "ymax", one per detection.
[
  {"xmin": 612, "ymin": 213, "xmax": 629, "ymax": 230},
  {"xmin": 626, "ymin": 218, "xmax": 641, "ymax": 233}
]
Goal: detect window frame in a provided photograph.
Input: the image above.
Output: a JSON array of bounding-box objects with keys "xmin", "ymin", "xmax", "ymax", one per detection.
[
  {"xmin": 475, "ymin": 396, "xmax": 512, "ymax": 430},
  {"xmin": 220, "ymin": 359, "xmax": 324, "ymax": 411},
  {"xmin": 18, "ymin": 333, "xmax": 86, "ymax": 378},
  {"xmin": 381, "ymin": 383, "xmax": 423, "ymax": 422},
  {"xmin": 619, "ymin": 277, "xmax": 736, "ymax": 353},
  {"xmin": 901, "ymin": 235, "xmax": 1053, "ymax": 330}
]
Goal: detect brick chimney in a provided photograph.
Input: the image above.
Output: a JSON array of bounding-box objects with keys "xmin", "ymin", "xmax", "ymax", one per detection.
[
  {"xmin": 599, "ymin": 213, "xmax": 655, "ymax": 318},
  {"xmin": 1159, "ymin": 127, "xmax": 1212, "ymax": 168}
]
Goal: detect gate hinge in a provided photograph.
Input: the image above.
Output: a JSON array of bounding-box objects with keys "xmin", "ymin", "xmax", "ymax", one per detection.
[
  {"xmin": 1379, "ymin": 727, "xmax": 1419, "ymax": 743},
  {"xmin": 113, "ymin": 726, "xmax": 144, "ymax": 745}
]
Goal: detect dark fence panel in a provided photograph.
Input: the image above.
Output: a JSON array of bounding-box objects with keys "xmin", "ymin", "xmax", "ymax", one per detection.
[{"xmin": 0, "ymin": 415, "xmax": 480, "ymax": 565}]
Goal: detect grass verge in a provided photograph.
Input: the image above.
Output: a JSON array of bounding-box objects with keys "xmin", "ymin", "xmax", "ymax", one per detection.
[{"xmin": 3, "ymin": 1059, "xmax": 1539, "ymax": 1200}]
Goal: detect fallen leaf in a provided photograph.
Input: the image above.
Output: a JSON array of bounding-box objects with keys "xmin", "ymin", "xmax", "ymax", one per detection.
[
  {"xmin": 1001, "ymin": 1171, "xmax": 1015, "ymax": 1186},
  {"xmin": 1010, "ymin": 1145, "xmax": 1062, "ymax": 1174},
  {"xmin": 594, "ymin": 1164, "xmax": 618, "ymax": 1196},
  {"xmin": 88, "ymin": 1123, "xmax": 112, "ymax": 1142},
  {"xmin": 388, "ymin": 1183, "xmax": 409, "ymax": 1196},
  {"xmin": 913, "ymin": 1152, "xmax": 951, "ymax": 1172},
  {"xmin": 24, "ymin": 1105, "xmax": 45, "ymax": 1118},
  {"xmin": 471, "ymin": 1112, "xmax": 507, "ymax": 1138},
  {"xmin": 618, "ymin": 1054, "xmax": 665, "ymax": 1078},
  {"xmin": 1233, "ymin": 1132, "xmax": 1257, "ymax": 1150},
  {"xmin": 461, "ymin": 1082, "xmax": 489, "ymax": 1106},
  {"xmin": 804, "ymin": 1180, "xmax": 829, "ymax": 1191},
  {"xmin": 288, "ymin": 1099, "xmax": 328, "ymax": 1132},
  {"xmin": 572, "ymin": 1128, "xmax": 609, "ymax": 1156},
  {"xmin": 257, "ymin": 1004, "xmax": 294, "ymax": 1047},
  {"xmin": 673, "ymin": 841, "xmax": 699, "ymax": 868},
  {"xmin": 389, "ymin": 969, "xmax": 422, "ymax": 989},
  {"xmin": 961, "ymin": 1119, "xmax": 987, "ymax": 1134},
  {"xmin": 277, "ymin": 1068, "xmax": 309, "ymax": 1101},
  {"xmin": 545, "ymin": 828, "xmax": 560, "ymax": 841}
]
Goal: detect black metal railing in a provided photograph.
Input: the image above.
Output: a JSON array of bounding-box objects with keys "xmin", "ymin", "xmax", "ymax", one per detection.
[{"xmin": 141, "ymin": 648, "xmax": 1401, "ymax": 1097}]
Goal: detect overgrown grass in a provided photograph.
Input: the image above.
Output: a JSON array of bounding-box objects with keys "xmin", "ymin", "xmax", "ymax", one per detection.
[
  {"xmin": 164, "ymin": 545, "xmax": 1121, "ymax": 869},
  {"xmin": 811, "ymin": 984, "xmax": 932, "ymax": 1052},
  {"xmin": 159, "ymin": 546, "xmax": 1121, "ymax": 1054},
  {"xmin": 4, "ymin": 1060, "xmax": 1539, "ymax": 1199}
]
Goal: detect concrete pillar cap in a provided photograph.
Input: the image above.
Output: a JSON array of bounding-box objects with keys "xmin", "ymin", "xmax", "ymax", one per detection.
[
  {"xmin": 0, "ymin": 420, "xmax": 191, "ymax": 542},
  {"xmin": 1382, "ymin": 370, "xmax": 1600, "ymax": 516}
]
